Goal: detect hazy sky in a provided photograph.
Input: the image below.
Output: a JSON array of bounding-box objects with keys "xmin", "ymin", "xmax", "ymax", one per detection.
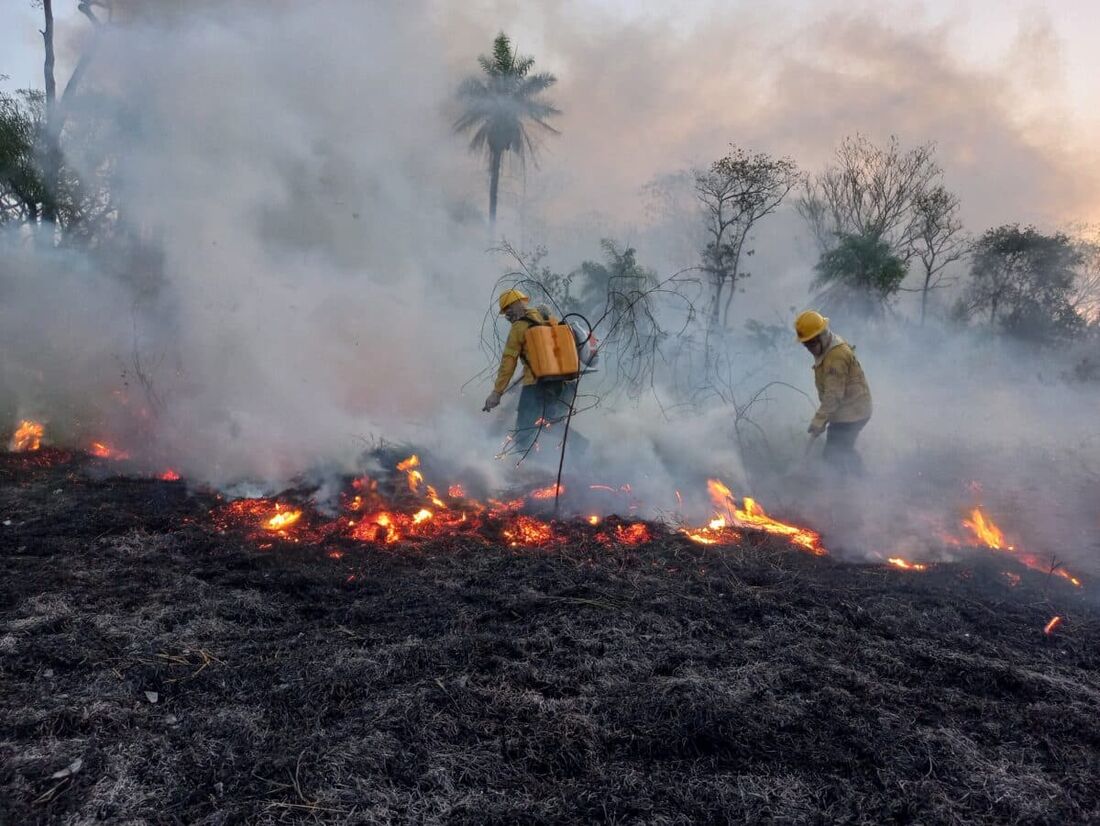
[
  {"xmin": 4, "ymin": 0, "xmax": 1098, "ymax": 120},
  {"xmin": 2, "ymin": 0, "xmax": 1099, "ymax": 229}
]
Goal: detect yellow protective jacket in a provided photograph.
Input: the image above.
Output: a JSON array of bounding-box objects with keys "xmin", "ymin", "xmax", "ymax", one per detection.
[
  {"xmin": 492, "ymin": 309, "xmax": 555, "ymax": 395},
  {"xmin": 811, "ymin": 335, "xmax": 872, "ymax": 430}
]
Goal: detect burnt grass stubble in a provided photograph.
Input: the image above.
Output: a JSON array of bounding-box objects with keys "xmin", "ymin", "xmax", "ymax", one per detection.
[{"xmin": 0, "ymin": 452, "xmax": 1098, "ymax": 825}]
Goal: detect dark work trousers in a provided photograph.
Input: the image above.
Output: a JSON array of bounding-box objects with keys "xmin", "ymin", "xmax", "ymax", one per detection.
[
  {"xmin": 511, "ymin": 380, "xmax": 586, "ymax": 459},
  {"xmin": 823, "ymin": 418, "xmax": 869, "ymax": 476}
]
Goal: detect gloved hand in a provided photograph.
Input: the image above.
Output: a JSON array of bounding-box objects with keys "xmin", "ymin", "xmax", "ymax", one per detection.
[
  {"xmin": 807, "ymin": 421, "xmax": 826, "ymax": 436},
  {"xmin": 482, "ymin": 390, "xmax": 502, "ymax": 412}
]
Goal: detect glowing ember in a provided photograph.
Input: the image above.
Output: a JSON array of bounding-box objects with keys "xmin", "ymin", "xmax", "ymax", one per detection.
[
  {"xmin": 530, "ymin": 483, "xmax": 564, "ymax": 500},
  {"xmin": 9, "ymin": 420, "xmax": 44, "ymax": 452},
  {"xmin": 502, "ymin": 516, "xmax": 555, "ymax": 546},
  {"xmin": 209, "ymin": 465, "xmax": 833, "ymax": 562},
  {"xmin": 160, "ymin": 469, "xmax": 181, "ymax": 481},
  {"xmin": 1044, "ymin": 616, "xmax": 1062, "ymax": 635},
  {"xmin": 888, "ymin": 557, "xmax": 928, "ymax": 572},
  {"xmin": 614, "ymin": 523, "xmax": 651, "ymax": 545},
  {"xmin": 266, "ymin": 508, "xmax": 302, "ymax": 532},
  {"xmin": 686, "ymin": 533, "xmax": 718, "ymax": 545},
  {"xmin": 487, "ymin": 497, "xmax": 524, "ymax": 516},
  {"xmin": 448, "ymin": 484, "xmax": 465, "ymax": 498},
  {"xmin": 369, "ymin": 512, "xmax": 400, "ymax": 544},
  {"xmin": 1002, "ymin": 571, "xmax": 1021, "ymax": 588},
  {"xmin": 89, "ymin": 441, "xmax": 130, "ymax": 460},
  {"xmin": 683, "ymin": 516, "xmax": 737, "ymax": 546}
]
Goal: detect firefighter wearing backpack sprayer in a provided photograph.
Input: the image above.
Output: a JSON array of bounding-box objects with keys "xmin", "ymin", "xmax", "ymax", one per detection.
[{"xmin": 483, "ymin": 289, "xmax": 586, "ymax": 456}]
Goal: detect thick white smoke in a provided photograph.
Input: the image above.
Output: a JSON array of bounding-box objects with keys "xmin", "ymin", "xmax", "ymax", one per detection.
[{"xmin": 1, "ymin": 1, "xmax": 1098, "ymax": 576}]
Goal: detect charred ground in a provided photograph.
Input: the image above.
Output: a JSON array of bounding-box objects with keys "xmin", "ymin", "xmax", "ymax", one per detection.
[{"xmin": 1, "ymin": 452, "xmax": 1098, "ymax": 825}]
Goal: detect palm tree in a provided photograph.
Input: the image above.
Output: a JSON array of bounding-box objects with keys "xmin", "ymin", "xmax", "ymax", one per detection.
[{"xmin": 454, "ymin": 32, "xmax": 560, "ymax": 227}]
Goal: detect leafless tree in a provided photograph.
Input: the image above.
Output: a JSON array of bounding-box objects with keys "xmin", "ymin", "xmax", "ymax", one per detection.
[
  {"xmin": 797, "ymin": 134, "xmax": 941, "ymax": 259},
  {"xmin": 909, "ymin": 185, "xmax": 970, "ymax": 325},
  {"xmin": 33, "ymin": 0, "xmax": 109, "ymax": 237},
  {"xmin": 1070, "ymin": 232, "xmax": 1100, "ymax": 325},
  {"xmin": 694, "ymin": 147, "xmax": 800, "ymax": 330}
]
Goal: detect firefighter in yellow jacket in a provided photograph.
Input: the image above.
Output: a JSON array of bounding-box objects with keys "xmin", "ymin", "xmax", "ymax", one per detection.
[
  {"xmin": 483, "ymin": 289, "xmax": 578, "ymax": 456},
  {"xmin": 795, "ymin": 310, "xmax": 872, "ymax": 474}
]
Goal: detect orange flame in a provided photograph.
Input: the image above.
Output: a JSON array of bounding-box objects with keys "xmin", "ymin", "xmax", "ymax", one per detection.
[
  {"xmin": 530, "ymin": 483, "xmax": 564, "ymax": 500},
  {"xmin": 614, "ymin": 523, "xmax": 651, "ymax": 545},
  {"xmin": 373, "ymin": 513, "xmax": 400, "ymax": 543},
  {"xmin": 160, "ymin": 469, "xmax": 181, "ymax": 481},
  {"xmin": 962, "ymin": 508, "xmax": 1012, "ymax": 550},
  {"xmin": 961, "ymin": 507, "xmax": 1080, "ymax": 588},
  {"xmin": 1044, "ymin": 616, "xmax": 1062, "ymax": 635},
  {"xmin": 266, "ymin": 507, "xmax": 302, "ymax": 532},
  {"xmin": 685, "ymin": 533, "xmax": 718, "ymax": 545},
  {"xmin": 89, "ymin": 441, "xmax": 130, "ymax": 460},
  {"xmin": 888, "ymin": 557, "xmax": 927, "ymax": 572},
  {"xmin": 683, "ymin": 515, "xmax": 736, "ymax": 545},
  {"xmin": 396, "ymin": 455, "xmax": 423, "ymax": 492},
  {"xmin": 685, "ymin": 480, "xmax": 825, "ymax": 554},
  {"xmin": 736, "ymin": 497, "xmax": 825, "ymax": 555},
  {"xmin": 502, "ymin": 515, "xmax": 555, "ymax": 546},
  {"xmin": 9, "ymin": 420, "xmax": 44, "ymax": 452}
]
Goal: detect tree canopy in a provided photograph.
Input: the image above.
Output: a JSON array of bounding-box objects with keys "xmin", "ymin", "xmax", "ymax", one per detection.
[
  {"xmin": 812, "ymin": 231, "xmax": 908, "ymax": 317},
  {"xmin": 956, "ymin": 225, "xmax": 1084, "ymax": 343},
  {"xmin": 453, "ymin": 32, "xmax": 560, "ymax": 226}
]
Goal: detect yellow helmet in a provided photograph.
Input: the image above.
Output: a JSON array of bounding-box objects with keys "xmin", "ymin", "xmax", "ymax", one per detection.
[
  {"xmin": 498, "ymin": 288, "xmax": 529, "ymax": 314},
  {"xmin": 794, "ymin": 310, "xmax": 829, "ymax": 342}
]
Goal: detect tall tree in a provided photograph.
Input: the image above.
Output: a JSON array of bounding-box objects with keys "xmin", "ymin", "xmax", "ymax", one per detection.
[
  {"xmin": 910, "ymin": 185, "xmax": 970, "ymax": 325},
  {"xmin": 798, "ymin": 134, "xmax": 940, "ymax": 260},
  {"xmin": 956, "ymin": 225, "xmax": 1084, "ymax": 343},
  {"xmin": 1068, "ymin": 227, "xmax": 1100, "ymax": 326},
  {"xmin": 454, "ymin": 32, "xmax": 560, "ymax": 228},
  {"xmin": 693, "ymin": 147, "xmax": 800, "ymax": 329},
  {"xmin": 0, "ymin": 90, "xmax": 47, "ymax": 224},
  {"xmin": 30, "ymin": 0, "xmax": 108, "ymax": 238}
]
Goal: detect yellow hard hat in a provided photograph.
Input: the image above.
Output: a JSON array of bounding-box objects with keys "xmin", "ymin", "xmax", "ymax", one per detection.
[
  {"xmin": 498, "ymin": 288, "xmax": 529, "ymax": 314},
  {"xmin": 794, "ymin": 310, "xmax": 829, "ymax": 342}
]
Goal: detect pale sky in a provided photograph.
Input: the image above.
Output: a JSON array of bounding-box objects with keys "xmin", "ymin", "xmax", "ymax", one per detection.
[
  {"xmin": 2, "ymin": 1, "xmax": 1096, "ymax": 124},
  {"xmin": 2, "ymin": 0, "xmax": 1099, "ymax": 225},
  {"xmin": 4, "ymin": 1, "xmax": 1099, "ymax": 112},
  {"xmin": 499, "ymin": 0, "xmax": 1100, "ymax": 130}
]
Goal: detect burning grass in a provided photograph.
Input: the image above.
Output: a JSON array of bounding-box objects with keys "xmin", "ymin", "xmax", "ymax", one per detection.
[{"xmin": 1, "ymin": 453, "xmax": 1098, "ymax": 823}]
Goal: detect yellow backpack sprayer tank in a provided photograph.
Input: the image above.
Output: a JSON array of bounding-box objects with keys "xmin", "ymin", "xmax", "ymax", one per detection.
[{"xmin": 524, "ymin": 321, "xmax": 581, "ymax": 381}]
